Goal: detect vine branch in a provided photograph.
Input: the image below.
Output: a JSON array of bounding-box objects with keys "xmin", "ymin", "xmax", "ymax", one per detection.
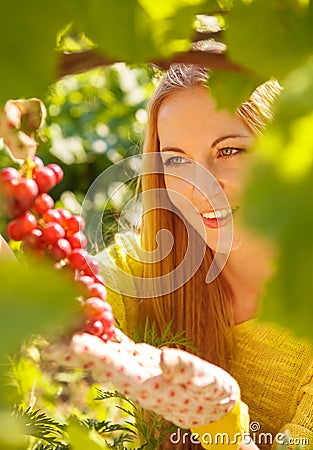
[{"xmin": 58, "ymin": 48, "xmax": 244, "ymax": 78}]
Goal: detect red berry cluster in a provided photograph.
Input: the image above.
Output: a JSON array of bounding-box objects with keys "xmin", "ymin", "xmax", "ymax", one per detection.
[{"xmin": 0, "ymin": 157, "xmax": 115, "ymax": 342}]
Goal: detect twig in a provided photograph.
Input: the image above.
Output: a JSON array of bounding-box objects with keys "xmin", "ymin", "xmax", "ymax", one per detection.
[{"xmin": 58, "ymin": 48, "xmax": 245, "ymax": 78}]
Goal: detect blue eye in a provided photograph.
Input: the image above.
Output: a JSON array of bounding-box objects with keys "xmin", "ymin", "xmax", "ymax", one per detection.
[{"xmin": 163, "ymin": 156, "xmax": 189, "ymax": 167}]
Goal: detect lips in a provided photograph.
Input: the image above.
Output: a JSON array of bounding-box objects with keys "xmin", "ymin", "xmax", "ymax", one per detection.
[{"xmin": 200, "ymin": 206, "xmax": 238, "ymax": 229}]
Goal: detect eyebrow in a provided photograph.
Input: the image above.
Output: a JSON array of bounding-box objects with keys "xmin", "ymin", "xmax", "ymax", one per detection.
[{"xmin": 160, "ymin": 134, "xmax": 251, "ymax": 154}]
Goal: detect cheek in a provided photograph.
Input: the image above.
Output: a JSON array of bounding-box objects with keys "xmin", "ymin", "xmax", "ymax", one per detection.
[
  {"xmin": 215, "ymin": 166, "xmax": 244, "ymax": 201},
  {"xmin": 164, "ymin": 174, "xmax": 192, "ymax": 195},
  {"xmin": 164, "ymin": 175, "xmax": 196, "ymax": 213},
  {"xmin": 220, "ymin": 157, "xmax": 253, "ymax": 195}
]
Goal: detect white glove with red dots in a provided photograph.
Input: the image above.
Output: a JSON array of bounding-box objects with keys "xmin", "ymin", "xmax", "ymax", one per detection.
[{"xmin": 43, "ymin": 328, "xmax": 240, "ymax": 429}]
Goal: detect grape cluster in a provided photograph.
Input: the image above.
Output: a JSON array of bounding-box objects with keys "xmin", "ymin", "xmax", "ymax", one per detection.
[{"xmin": 0, "ymin": 157, "xmax": 115, "ymax": 342}]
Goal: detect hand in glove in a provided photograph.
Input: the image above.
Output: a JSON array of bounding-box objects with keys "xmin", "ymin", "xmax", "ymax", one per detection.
[{"xmin": 43, "ymin": 329, "xmax": 240, "ymax": 429}]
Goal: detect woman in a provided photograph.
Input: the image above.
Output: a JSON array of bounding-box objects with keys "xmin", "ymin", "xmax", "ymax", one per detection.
[
  {"xmin": 92, "ymin": 64, "xmax": 312, "ymax": 449},
  {"xmin": 1, "ymin": 65, "xmax": 312, "ymax": 449}
]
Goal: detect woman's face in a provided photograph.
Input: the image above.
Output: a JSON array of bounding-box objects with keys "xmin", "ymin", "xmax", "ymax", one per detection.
[{"xmin": 157, "ymin": 85, "xmax": 255, "ymax": 252}]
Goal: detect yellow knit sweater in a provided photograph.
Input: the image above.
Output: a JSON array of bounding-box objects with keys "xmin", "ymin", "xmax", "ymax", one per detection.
[{"xmin": 96, "ymin": 233, "xmax": 313, "ymax": 450}]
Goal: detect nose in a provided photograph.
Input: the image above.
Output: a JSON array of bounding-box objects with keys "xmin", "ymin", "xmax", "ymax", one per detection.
[{"xmin": 191, "ymin": 162, "xmax": 224, "ymax": 204}]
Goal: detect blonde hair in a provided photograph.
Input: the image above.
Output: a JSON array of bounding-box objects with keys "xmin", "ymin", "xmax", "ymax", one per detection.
[{"xmin": 137, "ymin": 64, "xmax": 281, "ymax": 370}]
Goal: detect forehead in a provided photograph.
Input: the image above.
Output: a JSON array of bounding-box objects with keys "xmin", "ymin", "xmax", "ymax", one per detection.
[{"xmin": 157, "ymin": 85, "xmax": 250, "ymax": 146}]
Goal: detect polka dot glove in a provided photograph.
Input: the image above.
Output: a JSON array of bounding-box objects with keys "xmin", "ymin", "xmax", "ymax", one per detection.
[{"xmin": 43, "ymin": 329, "xmax": 240, "ymax": 429}]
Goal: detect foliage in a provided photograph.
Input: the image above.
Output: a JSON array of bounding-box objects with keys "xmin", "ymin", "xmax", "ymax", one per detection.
[
  {"xmin": 243, "ymin": 59, "xmax": 313, "ymax": 338},
  {"xmin": 12, "ymin": 405, "xmax": 138, "ymax": 449},
  {"xmin": 0, "ymin": 0, "xmax": 312, "ymax": 448},
  {"xmin": 13, "ymin": 407, "xmax": 66, "ymax": 447},
  {"xmin": 1, "ymin": 319, "xmax": 189, "ymax": 450},
  {"xmin": 0, "ymin": 63, "xmax": 155, "ymax": 243},
  {"xmin": 0, "ymin": 0, "xmax": 220, "ymax": 104},
  {"xmin": 95, "ymin": 390, "xmax": 177, "ymax": 450},
  {"xmin": 132, "ymin": 318, "xmax": 201, "ymax": 354}
]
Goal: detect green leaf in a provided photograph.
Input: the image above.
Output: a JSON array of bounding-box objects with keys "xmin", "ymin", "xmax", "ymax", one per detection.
[
  {"xmin": 0, "ymin": 412, "xmax": 25, "ymax": 450},
  {"xmin": 0, "ymin": 260, "xmax": 78, "ymax": 404},
  {"xmin": 0, "ymin": 0, "xmax": 70, "ymax": 104},
  {"xmin": 67, "ymin": 418, "xmax": 104, "ymax": 450},
  {"xmin": 209, "ymin": 70, "xmax": 264, "ymax": 111},
  {"xmin": 273, "ymin": 59, "xmax": 313, "ymax": 129},
  {"xmin": 243, "ymin": 97, "xmax": 313, "ymax": 337},
  {"xmin": 253, "ymin": 61, "xmax": 313, "ymax": 182},
  {"xmin": 138, "ymin": 0, "xmax": 208, "ymax": 20},
  {"xmin": 244, "ymin": 161, "xmax": 313, "ymax": 338},
  {"xmin": 0, "ymin": 260, "xmax": 79, "ymax": 359},
  {"xmin": 226, "ymin": 0, "xmax": 313, "ymax": 80},
  {"xmin": 72, "ymin": 0, "xmax": 214, "ymax": 62},
  {"xmin": 241, "ymin": 59, "xmax": 313, "ymax": 339},
  {"xmin": 0, "ymin": 259, "xmax": 79, "ymax": 409}
]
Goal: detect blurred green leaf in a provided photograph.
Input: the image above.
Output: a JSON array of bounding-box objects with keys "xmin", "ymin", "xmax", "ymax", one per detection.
[
  {"xmin": 0, "ymin": 0, "xmax": 71, "ymax": 104},
  {"xmin": 0, "ymin": 412, "xmax": 25, "ymax": 450},
  {"xmin": 242, "ymin": 59, "xmax": 313, "ymax": 338},
  {"xmin": 0, "ymin": 260, "xmax": 78, "ymax": 358},
  {"xmin": 244, "ymin": 161, "xmax": 313, "ymax": 338},
  {"xmin": 250, "ymin": 61, "xmax": 313, "ymax": 182},
  {"xmin": 0, "ymin": 259, "xmax": 79, "ymax": 409},
  {"xmin": 139, "ymin": 0, "xmax": 209, "ymax": 20},
  {"xmin": 0, "ymin": 0, "xmax": 219, "ymax": 103},
  {"xmin": 73, "ymin": 0, "xmax": 213, "ymax": 62},
  {"xmin": 67, "ymin": 418, "xmax": 103, "ymax": 450},
  {"xmin": 226, "ymin": 0, "xmax": 313, "ymax": 80},
  {"xmin": 273, "ymin": 59, "xmax": 313, "ymax": 129},
  {"xmin": 209, "ymin": 70, "xmax": 264, "ymax": 111}
]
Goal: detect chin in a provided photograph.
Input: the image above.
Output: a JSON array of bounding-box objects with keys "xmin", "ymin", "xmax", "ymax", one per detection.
[
  {"xmin": 204, "ymin": 231, "xmax": 244, "ymax": 254},
  {"xmin": 229, "ymin": 237, "xmax": 244, "ymax": 252}
]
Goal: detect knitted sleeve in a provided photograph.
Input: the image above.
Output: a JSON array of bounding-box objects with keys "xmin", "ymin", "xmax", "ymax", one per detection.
[{"xmin": 272, "ymin": 363, "xmax": 313, "ymax": 450}]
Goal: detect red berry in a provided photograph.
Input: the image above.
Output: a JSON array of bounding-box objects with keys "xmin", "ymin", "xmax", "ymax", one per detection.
[
  {"xmin": 23, "ymin": 229, "xmax": 43, "ymax": 249},
  {"xmin": 83, "ymin": 297, "xmax": 111, "ymax": 320},
  {"xmin": 76, "ymin": 275, "xmax": 94, "ymax": 295},
  {"xmin": 0, "ymin": 178, "xmax": 19, "ymax": 196},
  {"xmin": 32, "ymin": 156, "xmax": 44, "ymax": 170},
  {"xmin": 42, "ymin": 222, "xmax": 65, "ymax": 244},
  {"xmin": 0, "ymin": 167, "xmax": 19, "ymax": 182},
  {"xmin": 100, "ymin": 310, "xmax": 115, "ymax": 329},
  {"xmin": 47, "ymin": 164, "xmax": 63, "ymax": 184},
  {"xmin": 88, "ymin": 283, "xmax": 107, "ymax": 300},
  {"xmin": 32, "ymin": 193, "xmax": 54, "ymax": 214},
  {"xmin": 3, "ymin": 198, "xmax": 24, "ymax": 218},
  {"xmin": 51, "ymin": 238, "xmax": 72, "ymax": 261},
  {"xmin": 7, "ymin": 220, "xmax": 23, "ymax": 241},
  {"xmin": 42, "ymin": 209, "xmax": 62, "ymax": 224},
  {"xmin": 69, "ymin": 249, "xmax": 88, "ymax": 271},
  {"xmin": 57, "ymin": 208, "xmax": 72, "ymax": 227},
  {"xmin": 14, "ymin": 178, "xmax": 38, "ymax": 210},
  {"xmin": 34, "ymin": 167, "xmax": 57, "ymax": 193},
  {"xmin": 67, "ymin": 231, "xmax": 87, "ymax": 249},
  {"xmin": 84, "ymin": 320, "xmax": 104, "ymax": 336},
  {"xmin": 15, "ymin": 212, "xmax": 38, "ymax": 237},
  {"xmin": 83, "ymin": 258, "xmax": 100, "ymax": 277},
  {"xmin": 92, "ymin": 274, "xmax": 105, "ymax": 285},
  {"xmin": 65, "ymin": 215, "xmax": 86, "ymax": 236},
  {"xmin": 101, "ymin": 328, "xmax": 115, "ymax": 342}
]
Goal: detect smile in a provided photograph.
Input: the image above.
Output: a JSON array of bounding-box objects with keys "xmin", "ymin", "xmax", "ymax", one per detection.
[{"xmin": 200, "ymin": 207, "xmax": 239, "ymax": 229}]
